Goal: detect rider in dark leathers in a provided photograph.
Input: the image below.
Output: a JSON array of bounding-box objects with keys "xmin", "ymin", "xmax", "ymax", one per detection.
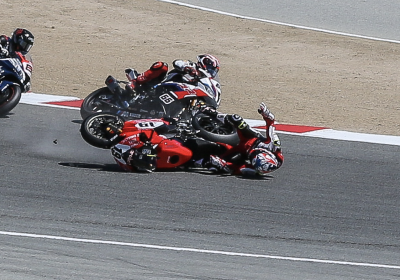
[
  {"xmin": 0, "ymin": 28, "xmax": 34, "ymax": 58},
  {"xmin": 0, "ymin": 28, "xmax": 34, "ymax": 92}
]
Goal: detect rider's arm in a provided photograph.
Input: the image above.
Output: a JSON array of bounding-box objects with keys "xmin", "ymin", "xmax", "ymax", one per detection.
[
  {"xmin": 172, "ymin": 59, "xmax": 196, "ymax": 72},
  {"xmin": 0, "ymin": 35, "xmax": 8, "ymax": 47},
  {"xmin": 0, "ymin": 35, "xmax": 9, "ymax": 57},
  {"xmin": 172, "ymin": 59, "xmax": 199, "ymax": 83},
  {"xmin": 258, "ymin": 102, "xmax": 281, "ymax": 146},
  {"xmin": 257, "ymin": 103, "xmax": 283, "ymax": 165}
]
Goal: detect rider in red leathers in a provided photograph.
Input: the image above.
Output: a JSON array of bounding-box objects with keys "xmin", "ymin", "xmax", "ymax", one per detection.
[
  {"xmin": 124, "ymin": 54, "xmax": 220, "ymax": 95},
  {"xmin": 167, "ymin": 54, "xmax": 220, "ymax": 83},
  {"xmin": 119, "ymin": 102, "xmax": 283, "ymax": 176},
  {"xmin": 197, "ymin": 102, "xmax": 284, "ymax": 176},
  {"xmin": 124, "ymin": 61, "xmax": 169, "ymax": 94}
]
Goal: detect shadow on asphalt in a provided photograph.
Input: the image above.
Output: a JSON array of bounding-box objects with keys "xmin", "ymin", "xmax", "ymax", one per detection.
[
  {"xmin": 58, "ymin": 162, "xmax": 272, "ymax": 180},
  {"xmin": 58, "ymin": 162, "xmax": 124, "ymax": 172}
]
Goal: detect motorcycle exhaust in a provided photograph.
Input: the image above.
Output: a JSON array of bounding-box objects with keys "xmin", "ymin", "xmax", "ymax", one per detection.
[{"xmin": 105, "ymin": 75, "xmax": 122, "ymax": 94}]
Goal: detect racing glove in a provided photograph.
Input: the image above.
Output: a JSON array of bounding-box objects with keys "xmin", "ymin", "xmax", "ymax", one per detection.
[
  {"xmin": 183, "ymin": 65, "xmax": 199, "ymax": 77},
  {"xmin": 258, "ymin": 102, "xmax": 275, "ymax": 121},
  {"xmin": 203, "ymin": 155, "xmax": 232, "ymax": 174},
  {"xmin": 125, "ymin": 68, "xmax": 138, "ymax": 82},
  {"xmin": 173, "ymin": 60, "xmax": 199, "ymax": 82},
  {"xmin": 200, "ymin": 106, "xmax": 226, "ymax": 123},
  {"xmin": 0, "ymin": 45, "xmax": 8, "ymax": 57},
  {"xmin": 200, "ymin": 106, "xmax": 218, "ymax": 117}
]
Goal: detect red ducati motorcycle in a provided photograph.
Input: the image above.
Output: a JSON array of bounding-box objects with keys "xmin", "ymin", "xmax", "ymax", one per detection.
[{"xmin": 80, "ymin": 112, "xmax": 233, "ymax": 172}]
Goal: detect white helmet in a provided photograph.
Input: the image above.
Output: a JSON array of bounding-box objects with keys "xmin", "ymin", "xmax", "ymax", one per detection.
[
  {"xmin": 249, "ymin": 148, "xmax": 279, "ymax": 175},
  {"xmin": 197, "ymin": 54, "xmax": 220, "ymax": 78}
]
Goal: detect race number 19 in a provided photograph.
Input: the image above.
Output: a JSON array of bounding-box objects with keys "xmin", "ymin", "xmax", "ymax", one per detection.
[{"xmin": 137, "ymin": 122, "xmax": 155, "ymax": 128}]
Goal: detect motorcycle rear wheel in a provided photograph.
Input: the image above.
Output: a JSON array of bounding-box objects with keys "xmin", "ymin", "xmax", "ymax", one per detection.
[
  {"xmin": 0, "ymin": 85, "xmax": 22, "ymax": 116},
  {"xmin": 80, "ymin": 87, "xmax": 117, "ymax": 119},
  {"xmin": 192, "ymin": 113, "xmax": 240, "ymax": 146},
  {"xmin": 80, "ymin": 112, "xmax": 125, "ymax": 149}
]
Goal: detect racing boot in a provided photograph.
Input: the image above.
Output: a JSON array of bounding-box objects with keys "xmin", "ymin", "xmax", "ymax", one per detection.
[
  {"xmin": 125, "ymin": 68, "xmax": 138, "ymax": 82},
  {"xmin": 226, "ymin": 114, "xmax": 261, "ymax": 139}
]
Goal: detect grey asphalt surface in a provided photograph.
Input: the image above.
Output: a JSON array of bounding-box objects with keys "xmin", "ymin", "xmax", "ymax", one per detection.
[
  {"xmin": 1, "ymin": 104, "xmax": 399, "ymax": 279},
  {"xmin": 165, "ymin": 0, "xmax": 400, "ymax": 41}
]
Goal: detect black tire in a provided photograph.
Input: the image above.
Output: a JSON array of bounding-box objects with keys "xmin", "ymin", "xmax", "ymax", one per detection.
[
  {"xmin": 0, "ymin": 85, "xmax": 22, "ymax": 116},
  {"xmin": 192, "ymin": 113, "xmax": 240, "ymax": 146},
  {"xmin": 80, "ymin": 87, "xmax": 117, "ymax": 119},
  {"xmin": 80, "ymin": 112, "xmax": 125, "ymax": 149}
]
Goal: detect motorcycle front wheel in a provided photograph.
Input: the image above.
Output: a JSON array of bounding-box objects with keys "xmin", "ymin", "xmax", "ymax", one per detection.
[
  {"xmin": 0, "ymin": 85, "xmax": 22, "ymax": 116},
  {"xmin": 80, "ymin": 87, "xmax": 118, "ymax": 119},
  {"xmin": 192, "ymin": 113, "xmax": 240, "ymax": 146},
  {"xmin": 80, "ymin": 112, "xmax": 125, "ymax": 149}
]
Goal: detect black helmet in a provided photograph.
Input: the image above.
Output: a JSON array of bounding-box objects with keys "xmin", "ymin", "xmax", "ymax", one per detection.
[
  {"xmin": 128, "ymin": 145, "xmax": 157, "ymax": 172},
  {"xmin": 11, "ymin": 28, "xmax": 34, "ymax": 54}
]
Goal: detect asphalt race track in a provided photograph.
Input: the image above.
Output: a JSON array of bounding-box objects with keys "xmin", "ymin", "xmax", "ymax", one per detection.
[
  {"xmin": 1, "ymin": 104, "xmax": 399, "ymax": 279},
  {"xmin": 162, "ymin": 0, "xmax": 400, "ymax": 42}
]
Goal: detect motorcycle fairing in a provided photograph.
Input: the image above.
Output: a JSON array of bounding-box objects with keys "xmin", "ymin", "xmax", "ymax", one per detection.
[
  {"xmin": 0, "ymin": 53, "xmax": 32, "ymax": 92},
  {"xmin": 111, "ymin": 143, "xmax": 133, "ymax": 171},
  {"xmin": 155, "ymin": 139, "xmax": 193, "ymax": 169},
  {"xmin": 0, "ymin": 58, "xmax": 25, "ymax": 85}
]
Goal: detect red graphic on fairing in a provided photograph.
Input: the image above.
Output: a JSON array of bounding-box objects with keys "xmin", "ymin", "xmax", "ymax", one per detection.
[{"xmin": 173, "ymin": 84, "xmax": 209, "ymax": 99}]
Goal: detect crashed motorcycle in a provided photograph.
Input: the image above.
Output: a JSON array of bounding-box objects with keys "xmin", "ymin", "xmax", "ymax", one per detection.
[
  {"xmin": 80, "ymin": 112, "xmax": 233, "ymax": 172},
  {"xmin": 0, "ymin": 52, "xmax": 32, "ymax": 115},
  {"xmin": 80, "ymin": 69, "xmax": 238, "ymax": 145},
  {"xmin": 80, "ymin": 68, "xmax": 221, "ymax": 120}
]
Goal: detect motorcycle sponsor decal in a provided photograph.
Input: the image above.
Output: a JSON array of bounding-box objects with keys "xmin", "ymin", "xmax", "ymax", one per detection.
[
  {"xmin": 119, "ymin": 136, "xmax": 141, "ymax": 147},
  {"xmin": 10, "ymin": 58, "xmax": 24, "ymax": 76},
  {"xmin": 23, "ymin": 62, "xmax": 33, "ymax": 77},
  {"xmin": 117, "ymin": 111, "xmax": 141, "ymax": 118},
  {"xmin": 118, "ymin": 111, "xmax": 130, "ymax": 118},
  {"xmin": 174, "ymin": 84, "xmax": 209, "ymax": 100},
  {"xmin": 129, "ymin": 113, "xmax": 141, "ymax": 118}
]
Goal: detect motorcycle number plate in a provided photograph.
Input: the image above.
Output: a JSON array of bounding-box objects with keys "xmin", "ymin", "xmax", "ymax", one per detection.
[{"xmin": 159, "ymin": 93, "xmax": 174, "ymax": 104}]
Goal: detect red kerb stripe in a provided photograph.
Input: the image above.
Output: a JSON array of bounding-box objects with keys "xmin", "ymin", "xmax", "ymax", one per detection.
[
  {"xmin": 46, "ymin": 100, "xmax": 84, "ymax": 108},
  {"xmin": 255, "ymin": 124, "xmax": 327, "ymax": 133}
]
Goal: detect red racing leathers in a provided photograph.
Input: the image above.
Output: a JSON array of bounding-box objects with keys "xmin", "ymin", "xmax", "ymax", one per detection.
[{"xmin": 200, "ymin": 104, "xmax": 284, "ymax": 176}]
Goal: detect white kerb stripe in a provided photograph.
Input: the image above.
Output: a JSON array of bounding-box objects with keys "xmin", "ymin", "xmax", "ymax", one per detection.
[{"xmin": 0, "ymin": 231, "xmax": 399, "ymax": 270}]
